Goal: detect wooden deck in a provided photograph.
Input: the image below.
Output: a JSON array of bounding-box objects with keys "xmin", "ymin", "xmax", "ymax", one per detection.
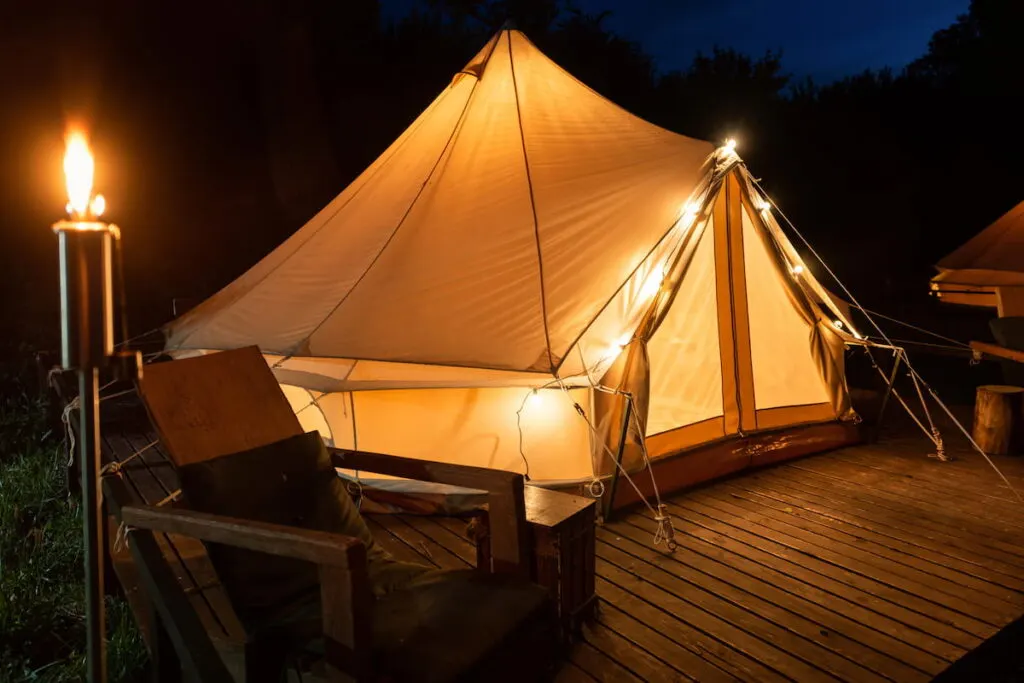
[
  {"xmin": 370, "ymin": 433, "xmax": 1024, "ymax": 682},
  {"xmin": 78, "ymin": 380, "xmax": 1024, "ymax": 681}
]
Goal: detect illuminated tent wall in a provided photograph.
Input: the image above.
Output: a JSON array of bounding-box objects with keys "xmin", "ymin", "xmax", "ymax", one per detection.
[
  {"xmin": 165, "ymin": 29, "xmax": 859, "ymax": 507},
  {"xmin": 932, "ymin": 200, "xmax": 1024, "ymax": 316}
]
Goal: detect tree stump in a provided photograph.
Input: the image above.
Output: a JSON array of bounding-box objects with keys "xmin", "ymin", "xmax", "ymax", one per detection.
[{"xmin": 973, "ymin": 385, "xmax": 1024, "ymax": 455}]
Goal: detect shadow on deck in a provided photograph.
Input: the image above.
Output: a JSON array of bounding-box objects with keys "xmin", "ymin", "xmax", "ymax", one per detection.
[{"xmin": 375, "ymin": 431, "xmax": 1024, "ymax": 682}]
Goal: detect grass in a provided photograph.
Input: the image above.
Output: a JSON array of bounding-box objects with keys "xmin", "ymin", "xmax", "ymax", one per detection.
[{"xmin": 0, "ymin": 350, "xmax": 148, "ymax": 682}]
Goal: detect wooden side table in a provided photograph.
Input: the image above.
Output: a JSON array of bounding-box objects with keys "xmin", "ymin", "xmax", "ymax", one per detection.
[{"xmin": 475, "ymin": 486, "xmax": 597, "ymax": 639}]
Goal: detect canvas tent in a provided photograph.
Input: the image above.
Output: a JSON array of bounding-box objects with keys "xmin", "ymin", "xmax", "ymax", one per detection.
[
  {"xmin": 165, "ymin": 29, "xmax": 860, "ymax": 506},
  {"xmin": 931, "ymin": 200, "xmax": 1024, "ymax": 316}
]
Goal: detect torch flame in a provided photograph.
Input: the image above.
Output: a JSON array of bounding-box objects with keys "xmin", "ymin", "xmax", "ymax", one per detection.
[{"xmin": 64, "ymin": 131, "xmax": 95, "ymax": 218}]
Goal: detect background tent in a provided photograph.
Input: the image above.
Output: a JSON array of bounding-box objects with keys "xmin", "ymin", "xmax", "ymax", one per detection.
[
  {"xmin": 932, "ymin": 200, "xmax": 1024, "ymax": 316},
  {"xmin": 165, "ymin": 30, "xmax": 860, "ymax": 507},
  {"xmin": 932, "ymin": 200, "xmax": 1024, "ymax": 385}
]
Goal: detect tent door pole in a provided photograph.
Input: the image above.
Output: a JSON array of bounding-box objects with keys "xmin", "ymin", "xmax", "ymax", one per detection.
[
  {"xmin": 603, "ymin": 398, "xmax": 633, "ymax": 520},
  {"xmin": 873, "ymin": 350, "xmax": 902, "ymax": 443}
]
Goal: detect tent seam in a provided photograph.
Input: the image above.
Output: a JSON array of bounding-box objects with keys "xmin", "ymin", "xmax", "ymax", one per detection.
[
  {"xmin": 287, "ymin": 35, "xmax": 502, "ymax": 357},
  {"xmin": 508, "ymin": 32, "xmax": 556, "ymax": 373},
  {"xmin": 552, "ymin": 158, "xmax": 727, "ymax": 375},
  {"xmin": 170, "ymin": 87, "xmax": 454, "ymax": 350}
]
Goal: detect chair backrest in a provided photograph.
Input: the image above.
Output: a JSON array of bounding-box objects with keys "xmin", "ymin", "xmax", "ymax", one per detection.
[{"xmin": 139, "ymin": 346, "xmax": 303, "ymax": 467}]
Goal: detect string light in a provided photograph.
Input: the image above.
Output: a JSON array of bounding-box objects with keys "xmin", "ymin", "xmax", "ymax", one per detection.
[
  {"xmin": 758, "ymin": 198, "xmax": 772, "ymax": 213},
  {"xmin": 679, "ymin": 202, "xmax": 700, "ymax": 222},
  {"xmin": 791, "ymin": 264, "xmax": 805, "ymax": 275},
  {"xmin": 639, "ymin": 269, "xmax": 664, "ymax": 301},
  {"xmin": 724, "ymin": 138, "xmax": 737, "ymax": 153},
  {"xmin": 527, "ymin": 388, "xmax": 542, "ymax": 407},
  {"xmin": 833, "ymin": 319, "xmax": 844, "ymax": 330},
  {"xmin": 602, "ymin": 333, "xmax": 634, "ymax": 361}
]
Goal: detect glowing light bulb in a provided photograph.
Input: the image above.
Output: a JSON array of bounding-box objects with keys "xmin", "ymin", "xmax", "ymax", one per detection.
[
  {"xmin": 791, "ymin": 264, "xmax": 804, "ymax": 275},
  {"xmin": 758, "ymin": 198, "xmax": 772, "ymax": 213},
  {"xmin": 724, "ymin": 138, "xmax": 737, "ymax": 153},
  {"xmin": 601, "ymin": 333, "xmax": 634, "ymax": 362},
  {"xmin": 833, "ymin": 319, "xmax": 844, "ymax": 330},
  {"xmin": 679, "ymin": 202, "xmax": 700, "ymax": 221},
  {"xmin": 527, "ymin": 389, "xmax": 542, "ymax": 407},
  {"xmin": 639, "ymin": 270, "xmax": 664, "ymax": 301}
]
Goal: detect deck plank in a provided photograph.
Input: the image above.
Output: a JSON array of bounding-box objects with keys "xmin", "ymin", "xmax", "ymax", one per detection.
[
  {"xmin": 771, "ymin": 464, "xmax": 1024, "ymax": 562},
  {"xmin": 810, "ymin": 452, "xmax": 1024, "ymax": 528},
  {"xmin": 701, "ymin": 483, "xmax": 1023, "ymax": 608},
  {"xmin": 826, "ymin": 447, "xmax": 1024, "ymax": 501},
  {"xmin": 677, "ymin": 493, "xmax": 1010, "ymax": 629},
  {"xmin": 622, "ymin": 513, "xmax": 950, "ymax": 675},
  {"xmin": 569, "ymin": 639, "xmax": 644, "ymax": 683},
  {"xmin": 83, "ymin": 382, "xmax": 1024, "ymax": 683},
  {"xmin": 579, "ymin": 622, "xmax": 683, "ymax": 683},
  {"xmin": 745, "ymin": 467, "xmax": 1024, "ymax": 574},
  {"xmin": 364, "ymin": 516, "xmax": 438, "ymax": 567},
  {"xmin": 723, "ymin": 475, "xmax": 1024, "ymax": 592},
  {"xmin": 789, "ymin": 458, "xmax": 1024, "ymax": 539},
  {"xmin": 121, "ymin": 430, "xmax": 248, "ymax": 644},
  {"xmin": 599, "ymin": 526, "xmax": 899, "ymax": 682},
  {"xmin": 596, "ymin": 547, "xmax": 841, "ymax": 681},
  {"xmin": 398, "ymin": 515, "xmax": 477, "ymax": 567},
  {"xmin": 369, "ymin": 513, "xmax": 468, "ymax": 571},
  {"xmin": 595, "ymin": 579, "xmax": 749, "ymax": 683},
  {"xmin": 553, "ymin": 661, "xmax": 599, "ymax": 683}
]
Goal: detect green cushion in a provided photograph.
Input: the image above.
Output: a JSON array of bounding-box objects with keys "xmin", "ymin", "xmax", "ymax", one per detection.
[{"xmin": 177, "ymin": 431, "xmax": 429, "ymax": 622}]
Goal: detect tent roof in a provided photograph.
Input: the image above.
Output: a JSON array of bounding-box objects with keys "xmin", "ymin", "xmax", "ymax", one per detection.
[
  {"xmin": 166, "ymin": 29, "xmax": 715, "ymax": 373},
  {"xmin": 934, "ymin": 200, "xmax": 1024, "ymax": 287}
]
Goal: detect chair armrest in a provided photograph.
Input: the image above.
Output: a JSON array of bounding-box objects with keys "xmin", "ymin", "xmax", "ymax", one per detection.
[
  {"xmin": 119, "ymin": 504, "xmax": 367, "ymax": 568},
  {"xmin": 107, "ymin": 477, "xmax": 371, "ymax": 683},
  {"xmin": 330, "ymin": 448, "xmax": 530, "ymax": 576}
]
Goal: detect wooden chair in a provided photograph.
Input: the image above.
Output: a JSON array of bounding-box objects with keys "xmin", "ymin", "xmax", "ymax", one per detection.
[{"xmin": 104, "ymin": 346, "xmax": 556, "ymax": 682}]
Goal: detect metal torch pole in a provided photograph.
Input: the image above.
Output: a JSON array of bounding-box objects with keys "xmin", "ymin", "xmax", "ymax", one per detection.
[
  {"xmin": 56, "ymin": 223, "xmax": 115, "ymax": 683},
  {"xmin": 79, "ymin": 365, "xmax": 105, "ymax": 683}
]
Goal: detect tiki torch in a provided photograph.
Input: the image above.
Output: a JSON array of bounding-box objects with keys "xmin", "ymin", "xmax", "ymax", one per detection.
[{"xmin": 54, "ymin": 130, "xmax": 118, "ymax": 683}]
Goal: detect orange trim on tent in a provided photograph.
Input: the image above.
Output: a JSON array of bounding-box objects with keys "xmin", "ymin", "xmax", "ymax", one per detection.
[
  {"xmin": 755, "ymin": 402, "xmax": 836, "ymax": 430},
  {"xmin": 727, "ymin": 173, "xmax": 757, "ymax": 432},
  {"xmin": 646, "ymin": 417, "xmax": 727, "ymax": 460},
  {"xmin": 713, "ymin": 189, "xmax": 740, "ymax": 434}
]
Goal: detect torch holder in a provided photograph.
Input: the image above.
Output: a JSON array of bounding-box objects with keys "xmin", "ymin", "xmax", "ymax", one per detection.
[
  {"xmin": 53, "ymin": 221, "xmax": 118, "ymax": 369},
  {"xmin": 52, "ymin": 220, "xmax": 133, "ymax": 683}
]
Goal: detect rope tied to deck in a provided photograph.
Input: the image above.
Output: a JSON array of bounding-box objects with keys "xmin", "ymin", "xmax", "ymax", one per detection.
[
  {"xmin": 652, "ymin": 504, "xmax": 677, "ymax": 552},
  {"xmin": 111, "ymin": 490, "xmax": 182, "ymax": 554},
  {"xmin": 99, "ymin": 439, "xmax": 159, "ymax": 476},
  {"xmin": 57, "ymin": 378, "xmax": 118, "ymax": 467}
]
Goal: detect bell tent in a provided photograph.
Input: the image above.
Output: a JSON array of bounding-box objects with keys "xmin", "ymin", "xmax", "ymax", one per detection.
[{"xmin": 165, "ymin": 29, "xmax": 860, "ymax": 507}]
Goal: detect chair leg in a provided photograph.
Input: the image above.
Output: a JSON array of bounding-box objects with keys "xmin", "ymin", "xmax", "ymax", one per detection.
[
  {"xmin": 148, "ymin": 599, "xmax": 181, "ymax": 683},
  {"xmin": 244, "ymin": 638, "xmax": 292, "ymax": 683}
]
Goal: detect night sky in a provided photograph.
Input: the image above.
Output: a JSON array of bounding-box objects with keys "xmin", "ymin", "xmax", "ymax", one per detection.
[{"xmin": 384, "ymin": 0, "xmax": 969, "ymax": 80}]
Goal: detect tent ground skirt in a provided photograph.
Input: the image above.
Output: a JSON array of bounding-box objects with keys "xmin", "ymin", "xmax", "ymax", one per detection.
[{"xmin": 606, "ymin": 421, "xmax": 861, "ymax": 512}]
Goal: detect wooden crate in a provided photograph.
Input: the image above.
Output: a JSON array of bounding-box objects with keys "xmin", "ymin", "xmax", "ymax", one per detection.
[{"xmin": 524, "ymin": 487, "xmax": 597, "ymax": 638}]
